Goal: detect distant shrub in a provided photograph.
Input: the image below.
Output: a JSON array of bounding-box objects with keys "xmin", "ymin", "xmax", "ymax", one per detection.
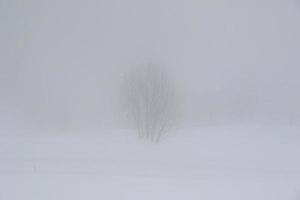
[{"xmin": 121, "ymin": 64, "xmax": 180, "ymax": 143}]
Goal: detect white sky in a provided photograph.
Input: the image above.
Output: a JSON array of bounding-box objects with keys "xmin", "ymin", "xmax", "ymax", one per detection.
[{"xmin": 1, "ymin": 0, "xmax": 300, "ymax": 132}]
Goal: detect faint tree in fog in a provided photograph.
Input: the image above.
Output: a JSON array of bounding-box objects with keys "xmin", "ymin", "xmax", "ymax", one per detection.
[{"xmin": 121, "ymin": 64, "xmax": 180, "ymax": 143}]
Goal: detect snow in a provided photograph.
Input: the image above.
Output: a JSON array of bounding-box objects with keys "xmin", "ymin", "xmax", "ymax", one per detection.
[
  {"xmin": 1, "ymin": 126, "xmax": 300, "ymax": 200},
  {"xmin": 1, "ymin": 0, "xmax": 300, "ymax": 199}
]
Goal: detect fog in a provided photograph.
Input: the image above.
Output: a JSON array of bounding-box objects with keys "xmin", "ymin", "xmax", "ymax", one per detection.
[
  {"xmin": 1, "ymin": 0, "xmax": 300, "ymax": 132},
  {"xmin": 2, "ymin": 1, "xmax": 300, "ymax": 199}
]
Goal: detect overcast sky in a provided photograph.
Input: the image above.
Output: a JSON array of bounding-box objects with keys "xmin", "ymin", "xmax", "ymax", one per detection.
[{"xmin": 1, "ymin": 0, "xmax": 300, "ymax": 132}]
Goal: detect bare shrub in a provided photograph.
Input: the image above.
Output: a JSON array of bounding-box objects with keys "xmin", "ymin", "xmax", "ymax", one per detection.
[{"xmin": 120, "ymin": 64, "xmax": 180, "ymax": 143}]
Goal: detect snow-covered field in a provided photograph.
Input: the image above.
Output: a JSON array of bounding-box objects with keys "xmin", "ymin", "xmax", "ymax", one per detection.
[{"xmin": 1, "ymin": 126, "xmax": 300, "ymax": 200}]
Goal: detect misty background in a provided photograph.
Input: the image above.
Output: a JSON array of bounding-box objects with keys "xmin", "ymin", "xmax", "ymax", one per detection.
[{"xmin": 1, "ymin": 0, "xmax": 300, "ymax": 133}]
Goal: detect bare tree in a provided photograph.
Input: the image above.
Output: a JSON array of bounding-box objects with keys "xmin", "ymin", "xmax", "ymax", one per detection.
[{"xmin": 120, "ymin": 64, "xmax": 180, "ymax": 143}]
